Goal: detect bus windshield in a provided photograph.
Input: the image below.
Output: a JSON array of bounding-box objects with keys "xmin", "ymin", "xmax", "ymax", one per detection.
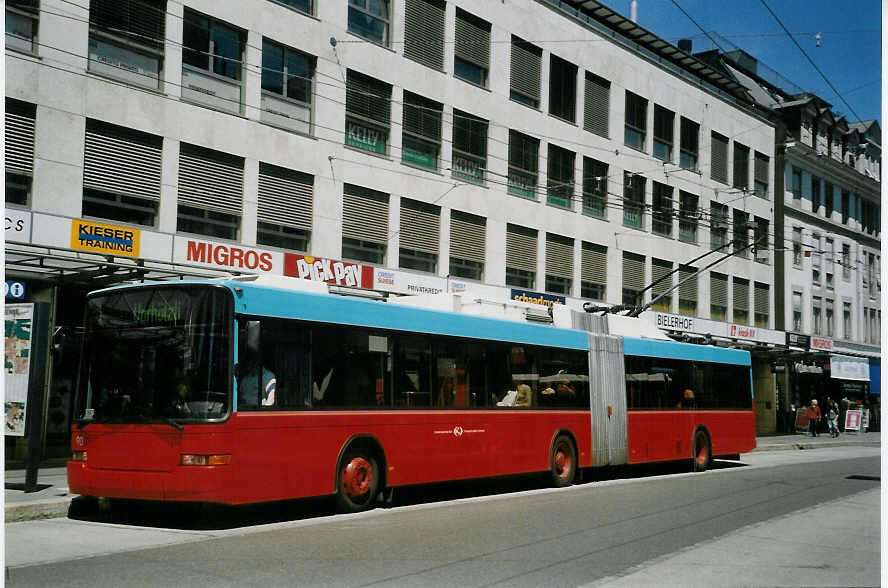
[{"xmin": 76, "ymin": 285, "xmax": 233, "ymax": 424}]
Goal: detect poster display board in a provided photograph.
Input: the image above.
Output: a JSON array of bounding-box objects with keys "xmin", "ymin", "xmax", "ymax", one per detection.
[
  {"xmin": 844, "ymin": 409, "xmax": 862, "ymax": 432},
  {"xmin": 5, "ymin": 303, "xmax": 34, "ymax": 436}
]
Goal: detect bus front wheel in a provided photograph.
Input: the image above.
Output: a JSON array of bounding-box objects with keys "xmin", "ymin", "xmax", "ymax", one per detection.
[
  {"xmin": 336, "ymin": 450, "xmax": 379, "ymax": 513},
  {"xmin": 550, "ymin": 435, "xmax": 577, "ymax": 488},
  {"xmin": 692, "ymin": 429, "xmax": 712, "ymax": 472}
]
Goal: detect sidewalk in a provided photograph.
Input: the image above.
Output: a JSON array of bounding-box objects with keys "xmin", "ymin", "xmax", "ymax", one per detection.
[{"xmin": 4, "ymin": 432, "xmax": 881, "ymax": 523}]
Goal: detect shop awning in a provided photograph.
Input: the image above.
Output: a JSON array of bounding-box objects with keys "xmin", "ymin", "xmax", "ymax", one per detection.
[{"xmin": 870, "ymin": 360, "xmax": 881, "ymax": 395}]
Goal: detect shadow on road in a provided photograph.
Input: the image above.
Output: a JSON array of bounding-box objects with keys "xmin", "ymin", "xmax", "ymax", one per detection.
[{"xmin": 66, "ymin": 458, "xmax": 747, "ymax": 530}]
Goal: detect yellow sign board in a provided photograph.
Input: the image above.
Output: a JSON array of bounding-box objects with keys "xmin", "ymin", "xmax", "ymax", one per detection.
[{"xmin": 70, "ymin": 219, "xmax": 140, "ymax": 257}]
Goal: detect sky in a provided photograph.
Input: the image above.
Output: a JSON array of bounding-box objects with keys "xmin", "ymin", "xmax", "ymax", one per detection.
[{"xmin": 594, "ymin": 0, "xmax": 881, "ymax": 124}]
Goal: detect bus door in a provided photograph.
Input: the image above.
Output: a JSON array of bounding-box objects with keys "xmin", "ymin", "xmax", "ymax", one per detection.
[{"xmin": 587, "ymin": 333, "xmax": 628, "ymax": 466}]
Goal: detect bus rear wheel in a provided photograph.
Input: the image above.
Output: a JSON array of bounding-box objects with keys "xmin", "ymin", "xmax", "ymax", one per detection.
[
  {"xmin": 336, "ymin": 450, "xmax": 379, "ymax": 513},
  {"xmin": 692, "ymin": 429, "xmax": 712, "ymax": 472},
  {"xmin": 550, "ymin": 435, "xmax": 577, "ymax": 488}
]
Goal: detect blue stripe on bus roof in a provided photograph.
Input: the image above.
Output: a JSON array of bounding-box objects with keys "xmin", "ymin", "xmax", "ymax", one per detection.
[
  {"xmin": 230, "ymin": 282, "xmax": 590, "ymax": 350},
  {"xmin": 623, "ymin": 337, "xmax": 751, "ymax": 366}
]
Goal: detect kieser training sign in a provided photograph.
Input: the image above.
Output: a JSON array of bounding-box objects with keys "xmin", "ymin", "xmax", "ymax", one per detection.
[
  {"xmin": 70, "ymin": 219, "xmax": 141, "ymax": 257},
  {"xmin": 284, "ymin": 254, "xmax": 373, "ymax": 288}
]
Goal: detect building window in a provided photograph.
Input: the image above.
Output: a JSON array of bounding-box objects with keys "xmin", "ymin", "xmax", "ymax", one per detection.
[
  {"xmin": 506, "ymin": 223, "xmax": 537, "ymax": 288},
  {"xmin": 651, "ymin": 182, "xmax": 673, "ymax": 237},
  {"xmin": 710, "ymin": 131, "xmax": 728, "ymax": 183},
  {"xmin": 449, "ymin": 210, "xmax": 485, "ymax": 281},
  {"xmin": 507, "ymin": 130, "xmax": 538, "ymax": 199},
  {"xmin": 710, "ymin": 203, "xmax": 728, "ymax": 250},
  {"xmin": 624, "ymin": 91, "xmax": 647, "ymax": 151},
  {"xmin": 623, "ymin": 172, "xmax": 645, "ymax": 229},
  {"xmin": 5, "ymin": 98, "xmax": 35, "ymax": 206},
  {"xmin": 582, "ymin": 157, "xmax": 607, "ymax": 217},
  {"xmin": 678, "ymin": 191, "xmax": 698, "ymax": 243},
  {"xmin": 825, "ymin": 299, "xmax": 834, "ymax": 337},
  {"xmin": 399, "ymin": 198, "xmax": 440, "ymax": 273},
  {"xmin": 710, "ymin": 273, "xmax": 728, "ymax": 321},
  {"xmin": 6, "ymin": 0, "xmax": 39, "ymax": 54},
  {"xmin": 811, "ymin": 233, "xmax": 821, "ymax": 285},
  {"xmin": 402, "ymin": 91, "xmax": 443, "ymax": 170},
  {"xmin": 272, "ymin": 0, "xmax": 312, "ymax": 14},
  {"xmin": 261, "ymin": 38, "xmax": 315, "ymax": 134},
  {"xmin": 811, "ymin": 175, "xmax": 820, "ymax": 212},
  {"xmin": 843, "ymin": 302, "xmax": 852, "ymax": 339},
  {"xmin": 5, "ymin": 173, "xmax": 30, "ymax": 206},
  {"xmin": 82, "ymin": 119, "xmax": 163, "ymax": 227},
  {"xmin": 842, "ymin": 243, "xmax": 851, "ymax": 280},
  {"xmin": 841, "ymin": 191, "xmax": 850, "ymax": 224},
  {"xmin": 342, "ymin": 238, "xmax": 385, "ymax": 264},
  {"xmin": 257, "ymin": 162, "xmax": 313, "ymax": 252},
  {"xmin": 182, "ymin": 10, "xmax": 245, "ymax": 114},
  {"xmin": 581, "ymin": 242, "xmax": 606, "ymax": 301},
  {"xmin": 812, "ymin": 296, "xmax": 822, "ymax": 335},
  {"xmin": 509, "ymin": 36, "xmax": 541, "ymax": 108},
  {"xmin": 583, "ymin": 72, "xmax": 609, "ymax": 137},
  {"xmin": 176, "ymin": 144, "xmax": 243, "ymax": 240},
  {"xmin": 753, "ymin": 151, "xmax": 769, "ymax": 198},
  {"xmin": 733, "ymin": 210, "xmax": 748, "ymax": 258},
  {"xmin": 825, "ymin": 237, "xmax": 834, "ymax": 289},
  {"xmin": 754, "ymin": 217, "xmax": 769, "ymax": 264},
  {"xmin": 347, "ymin": 0, "xmax": 390, "ymax": 46},
  {"xmin": 791, "ymin": 167, "xmax": 802, "ymax": 200},
  {"xmin": 546, "ymin": 144, "xmax": 575, "ymax": 208},
  {"xmin": 733, "ymin": 277, "xmax": 749, "ymax": 325},
  {"xmin": 404, "ymin": 0, "xmax": 444, "ymax": 70},
  {"xmin": 792, "ymin": 291, "xmax": 803, "ymax": 331},
  {"xmin": 622, "ymin": 252, "xmax": 645, "ymax": 307},
  {"xmin": 679, "ymin": 117, "xmax": 699, "ymax": 171},
  {"xmin": 549, "ymin": 54, "xmax": 577, "ymax": 123},
  {"xmin": 345, "ymin": 70, "xmax": 391, "ymax": 155},
  {"xmin": 451, "ymin": 110, "xmax": 488, "ymax": 184},
  {"xmin": 88, "ymin": 0, "xmax": 165, "ymax": 90},
  {"xmin": 177, "ymin": 206, "xmax": 240, "ymax": 240},
  {"xmin": 732, "ymin": 142, "xmax": 749, "ymax": 191},
  {"xmin": 454, "ymin": 9, "xmax": 490, "ymax": 87},
  {"xmin": 792, "ymin": 227, "xmax": 803, "ymax": 266},
  {"xmin": 824, "ymin": 182, "xmax": 834, "ymax": 217},
  {"xmin": 754, "ymin": 282, "xmax": 769, "ymax": 327},
  {"xmin": 545, "ymin": 233, "xmax": 573, "ymax": 295},
  {"xmin": 652, "ymin": 105, "xmax": 674, "ymax": 162},
  {"xmin": 678, "ymin": 265, "xmax": 697, "ymax": 316},
  {"xmin": 342, "ymin": 183, "xmax": 388, "ymax": 264},
  {"xmin": 650, "ymin": 259, "xmax": 673, "ymax": 312}
]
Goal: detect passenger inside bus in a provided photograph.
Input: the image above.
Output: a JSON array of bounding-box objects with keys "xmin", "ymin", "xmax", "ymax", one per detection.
[{"xmin": 236, "ymin": 320, "xmax": 276, "ymax": 409}]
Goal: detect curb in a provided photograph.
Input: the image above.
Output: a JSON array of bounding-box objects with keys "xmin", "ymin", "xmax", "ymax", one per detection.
[
  {"xmin": 751, "ymin": 440, "xmax": 881, "ymax": 453},
  {"xmin": 5, "ymin": 496, "xmax": 73, "ymax": 522}
]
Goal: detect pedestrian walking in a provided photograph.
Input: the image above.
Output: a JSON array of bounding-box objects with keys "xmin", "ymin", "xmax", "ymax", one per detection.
[
  {"xmin": 807, "ymin": 400, "xmax": 821, "ymax": 437},
  {"xmin": 828, "ymin": 406, "xmax": 839, "ymax": 437}
]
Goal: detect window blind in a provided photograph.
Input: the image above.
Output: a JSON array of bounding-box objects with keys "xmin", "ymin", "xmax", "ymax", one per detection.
[
  {"xmin": 506, "ymin": 223, "xmax": 537, "ymax": 273},
  {"xmin": 710, "ymin": 273, "xmax": 728, "ymax": 307},
  {"xmin": 342, "ymin": 184, "xmax": 389, "ymax": 244},
  {"xmin": 257, "ymin": 162, "xmax": 313, "ymax": 230},
  {"xmin": 510, "ymin": 37, "xmax": 541, "ymax": 103},
  {"xmin": 5, "ymin": 100, "xmax": 36, "ymax": 175},
  {"xmin": 583, "ymin": 72, "xmax": 609, "ymax": 137},
  {"xmin": 581, "ymin": 242, "xmax": 606, "ymax": 284},
  {"xmin": 454, "ymin": 9, "xmax": 490, "ymax": 69},
  {"xmin": 404, "ymin": 0, "xmax": 445, "ymax": 70},
  {"xmin": 84, "ymin": 120, "xmax": 162, "ymax": 201},
  {"xmin": 545, "ymin": 233, "xmax": 574, "ymax": 279},
  {"xmin": 400, "ymin": 198, "xmax": 440, "ymax": 254},
  {"xmin": 622, "ymin": 252, "xmax": 645, "ymax": 291},
  {"xmin": 178, "ymin": 143, "xmax": 243, "ymax": 215},
  {"xmin": 450, "ymin": 210, "xmax": 485, "ymax": 263},
  {"xmin": 710, "ymin": 131, "xmax": 728, "ymax": 183}
]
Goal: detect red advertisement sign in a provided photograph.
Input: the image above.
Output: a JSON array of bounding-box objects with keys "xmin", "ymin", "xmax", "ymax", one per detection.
[
  {"xmin": 844, "ymin": 409, "xmax": 862, "ymax": 431},
  {"xmin": 810, "ymin": 336, "xmax": 833, "ymax": 351},
  {"xmin": 284, "ymin": 254, "xmax": 373, "ymax": 288}
]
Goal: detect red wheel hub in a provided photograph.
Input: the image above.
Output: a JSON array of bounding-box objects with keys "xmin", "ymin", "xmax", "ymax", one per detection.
[
  {"xmin": 341, "ymin": 457, "xmax": 373, "ymax": 498},
  {"xmin": 554, "ymin": 447, "xmax": 572, "ymax": 478}
]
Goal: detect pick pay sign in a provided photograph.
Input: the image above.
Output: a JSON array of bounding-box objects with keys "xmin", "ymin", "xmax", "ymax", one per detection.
[{"xmin": 284, "ymin": 254, "xmax": 373, "ymax": 289}]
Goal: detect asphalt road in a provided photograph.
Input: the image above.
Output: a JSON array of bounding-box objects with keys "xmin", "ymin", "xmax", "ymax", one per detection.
[{"xmin": 5, "ymin": 447, "xmax": 880, "ymax": 587}]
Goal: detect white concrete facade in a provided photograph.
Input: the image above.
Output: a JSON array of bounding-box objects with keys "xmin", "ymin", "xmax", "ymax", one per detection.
[{"xmin": 6, "ymin": 0, "xmax": 776, "ymax": 325}]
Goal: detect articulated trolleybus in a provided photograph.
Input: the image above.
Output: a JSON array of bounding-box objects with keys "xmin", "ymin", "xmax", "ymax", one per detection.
[{"xmin": 69, "ymin": 276, "xmax": 755, "ymax": 512}]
